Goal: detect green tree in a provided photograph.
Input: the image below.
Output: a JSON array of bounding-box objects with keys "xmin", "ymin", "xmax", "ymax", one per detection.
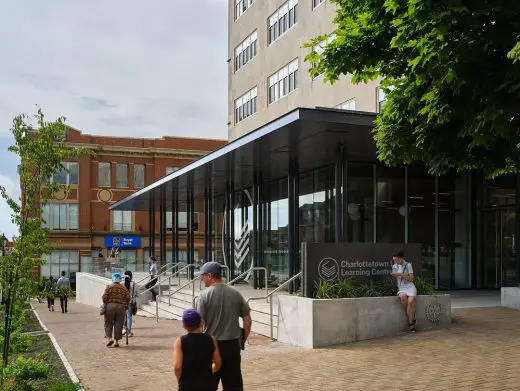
[
  {"xmin": 306, "ymin": 0, "xmax": 520, "ymax": 177},
  {"xmin": 0, "ymin": 109, "xmax": 89, "ymax": 371}
]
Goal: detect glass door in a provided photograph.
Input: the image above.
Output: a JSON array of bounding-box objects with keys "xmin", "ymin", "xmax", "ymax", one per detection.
[{"xmin": 483, "ymin": 209, "xmax": 516, "ymax": 288}]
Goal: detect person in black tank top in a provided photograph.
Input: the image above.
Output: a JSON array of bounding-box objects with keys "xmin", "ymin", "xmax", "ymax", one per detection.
[{"xmin": 174, "ymin": 308, "xmax": 221, "ymax": 391}]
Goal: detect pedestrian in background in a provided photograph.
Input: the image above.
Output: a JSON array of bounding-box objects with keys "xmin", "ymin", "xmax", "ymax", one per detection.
[
  {"xmin": 145, "ymin": 255, "xmax": 159, "ymax": 301},
  {"xmin": 57, "ymin": 270, "xmax": 71, "ymax": 313},
  {"xmin": 123, "ymin": 270, "xmax": 137, "ymax": 337},
  {"xmin": 102, "ymin": 272, "xmax": 130, "ymax": 347},
  {"xmin": 46, "ymin": 276, "xmax": 56, "ymax": 312},
  {"xmin": 196, "ymin": 262, "xmax": 252, "ymax": 391},
  {"xmin": 174, "ymin": 308, "xmax": 221, "ymax": 391}
]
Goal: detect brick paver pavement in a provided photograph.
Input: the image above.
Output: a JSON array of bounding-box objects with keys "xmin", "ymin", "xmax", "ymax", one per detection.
[{"xmin": 33, "ymin": 300, "xmax": 520, "ymax": 391}]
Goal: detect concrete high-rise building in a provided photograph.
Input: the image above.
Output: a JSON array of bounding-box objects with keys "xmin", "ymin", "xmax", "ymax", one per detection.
[{"xmin": 228, "ymin": 0, "xmax": 383, "ymax": 140}]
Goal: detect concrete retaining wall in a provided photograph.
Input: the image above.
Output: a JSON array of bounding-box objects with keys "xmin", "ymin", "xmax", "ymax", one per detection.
[
  {"xmin": 76, "ymin": 272, "xmax": 150, "ymax": 309},
  {"xmin": 277, "ymin": 294, "xmax": 451, "ymax": 348},
  {"xmin": 501, "ymin": 287, "xmax": 520, "ymax": 310},
  {"xmin": 76, "ymin": 273, "xmax": 110, "ymax": 308}
]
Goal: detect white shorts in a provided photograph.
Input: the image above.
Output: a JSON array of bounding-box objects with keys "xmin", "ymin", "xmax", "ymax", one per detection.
[{"xmin": 397, "ymin": 286, "xmax": 417, "ymax": 297}]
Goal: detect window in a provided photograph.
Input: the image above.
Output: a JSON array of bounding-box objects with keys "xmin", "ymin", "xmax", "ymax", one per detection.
[
  {"xmin": 336, "ymin": 99, "xmax": 356, "ymax": 111},
  {"xmin": 378, "ymin": 88, "xmax": 387, "ymax": 112},
  {"xmin": 119, "ymin": 250, "xmax": 137, "ymax": 271},
  {"xmin": 235, "ymin": 0, "xmax": 255, "ymax": 20},
  {"xmin": 166, "ymin": 167, "xmax": 180, "ymax": 175},
  {"xmin": 268, "ymin": 0, "xmax": 298, "ymax": 45},
  {"xmin": 48, "ymin": 162, "xmax": 78, "ymax": 185},
  {"xmin": 234, "ymin": 87, "xmax": 258, "ymax": 124},
  {"xmin": 312, "ymin": 34, "xmax": 336, "ymax": 77},
  {"xmin": 41, "ymin": 203, "xmax": 78, "ymax": 230},
  {"xmin": 116, "ymin": 163, "xmax": 128, "ymax": 188},
  {"xmin": 313, "ymin": 0, "xmax": 326, "ymax": 8},
  {"xmin": 166, "ymin": 212, "xmax": 199, "ymax": 231},
  {"xmin": 235, "ymin": 30, "xmax": 258, "ymax": 72},
  {"xmin": 167, "ymin": 250, "xmax": 199, "ymax": 264},
  {"xmin": 98, "ymin": 162, "xmax": 111, "ymax": 187},
  {"xmin": 133, "ymin": 164, "xmax": 145, "ymax": 189},
  {"xmin": 112, "ymin": 211, "xmax": 132, "ymax": 231},
  {"xmin": 41, "ymin": 250, "xmax": 79, "ymax": 278},
  {"xmin": 268, "ymin": 59, "xmax": 298, "ymax": 104}
]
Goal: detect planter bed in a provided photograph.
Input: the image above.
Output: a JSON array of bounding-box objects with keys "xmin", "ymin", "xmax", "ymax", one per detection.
[{"xmin": 277, "ymin": 294, "xmax": 451, "ymax": 348}]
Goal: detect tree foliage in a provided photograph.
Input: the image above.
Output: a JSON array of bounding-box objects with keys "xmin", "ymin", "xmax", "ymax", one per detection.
[
  {"xmin": 0, "ymin": 109, "xmax": 89, "ymax": 367},
  {"xmin": 306, "ymin": 0, "xmax": 520, "ymax": 177}
]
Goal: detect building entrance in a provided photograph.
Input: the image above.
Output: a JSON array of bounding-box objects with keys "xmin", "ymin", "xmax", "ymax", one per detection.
[{"xmin": 483, "ymin": 209, "xmax": 516, "ymax": 288}]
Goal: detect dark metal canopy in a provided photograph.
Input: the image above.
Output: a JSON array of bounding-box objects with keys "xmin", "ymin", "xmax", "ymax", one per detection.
[{"xmin": 109, "ymin": 107, "xmax": 377, "ymax": 212}]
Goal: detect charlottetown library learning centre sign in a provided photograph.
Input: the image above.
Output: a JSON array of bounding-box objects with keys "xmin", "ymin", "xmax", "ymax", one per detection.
[{"xmin": 302, "ymin": 243, "xmax": 422, "ymax": 297}]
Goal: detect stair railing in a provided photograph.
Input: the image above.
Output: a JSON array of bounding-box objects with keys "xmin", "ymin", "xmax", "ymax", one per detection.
[
  {"xmin": 227, "ymin": 267, "xmax": 269, "ymax": 302},
  {"xmin": 246, "ymin": 272, "xmax": 302, "ymax": 340},
  {"xmin": 156, "ymin": 264, "xmax": 197, "ymax": 322},
  {"xmin": 137, "ymin": 263, "xmax": 186, "ymax": 298}
]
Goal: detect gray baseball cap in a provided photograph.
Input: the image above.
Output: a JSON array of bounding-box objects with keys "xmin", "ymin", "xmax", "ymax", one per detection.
[{"xmin": 194, "ymin": 261, "xmax": 222, "ymax": 277}]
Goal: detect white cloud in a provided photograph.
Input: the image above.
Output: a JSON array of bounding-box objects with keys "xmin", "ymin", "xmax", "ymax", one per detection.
[
  {"xmin": 0, "ymin": 0, "xmax": 228, "ymax": 139},
  {"xmin": 0, "ymin": 0, "xmax": 230, "ymax": 239}
]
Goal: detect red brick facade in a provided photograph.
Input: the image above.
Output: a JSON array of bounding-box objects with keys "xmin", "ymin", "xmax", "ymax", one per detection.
[{"xmin": 40, "ymin": 127, "xmax": 226, "ymax": 275}]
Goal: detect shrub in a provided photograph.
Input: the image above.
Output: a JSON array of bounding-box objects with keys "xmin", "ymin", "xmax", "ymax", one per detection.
[
  {"xmin": 1, "ymin": 356, "xmax": 50, "ymax": 391},
  {"xmin": 314, "ymin": 276, "xmax": 436, "ymax": 299},
  {"xmin": 414, "ymin": 276, "xmax": 435, "ymax": 295},
  {"xmin": 0, "ymin": 330, "xmax": 33, "ymax": 354},
  {"xmin": 355, "ymin": 281, "xmax": 382, "ymax": 297},
  {"xmin": 315, "ymin": 278, "xmax": 358, "ymax": 299}
]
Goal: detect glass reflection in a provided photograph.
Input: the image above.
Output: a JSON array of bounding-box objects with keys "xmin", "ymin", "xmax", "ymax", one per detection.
[
  {"xmin": 347, "ymin": 164, "xmax": 374, "ymax": 243},
  {"xmin": 376, "ymin": 166, "xmax": 405, "ymax": 243},
  {"xmin": 264, "ymin": 179, "xmax": 289, "ymax": 284},
  {"xmin": 407, "ymin": 167, "xmax": 435, "ymax": 281}
]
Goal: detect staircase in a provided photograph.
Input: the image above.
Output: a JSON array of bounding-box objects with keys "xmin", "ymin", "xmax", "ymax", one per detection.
[{"xmin": 135, "ymin": 274, "xmax": 287, "ymax": 339}]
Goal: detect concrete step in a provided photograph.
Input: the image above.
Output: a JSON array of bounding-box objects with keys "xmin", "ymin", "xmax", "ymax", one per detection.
[{"xmin": 139, "ymin": 301, "xmax": 183, "ymax": 320}]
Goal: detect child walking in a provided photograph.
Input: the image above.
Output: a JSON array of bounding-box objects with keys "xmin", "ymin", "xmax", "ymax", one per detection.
[{"xmin": 173, "ymin": 309, "xmax": 221, "ymax": 391}]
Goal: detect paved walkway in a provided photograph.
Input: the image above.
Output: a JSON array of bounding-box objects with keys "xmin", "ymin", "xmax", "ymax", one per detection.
[{"xmin": 34, "ymin": 300, "xmax": 520, "ymax": 390}]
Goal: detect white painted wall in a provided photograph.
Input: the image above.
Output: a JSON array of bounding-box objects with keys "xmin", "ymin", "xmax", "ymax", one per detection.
[{"xmin": 76, "ymin": 273, "xmax": 111, "ymax": 308}]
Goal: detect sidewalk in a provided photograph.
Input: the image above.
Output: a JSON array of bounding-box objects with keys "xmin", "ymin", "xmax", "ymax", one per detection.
[{"xmin": 34, "ymin": 300, "xmax": 520, "ymax": 390}]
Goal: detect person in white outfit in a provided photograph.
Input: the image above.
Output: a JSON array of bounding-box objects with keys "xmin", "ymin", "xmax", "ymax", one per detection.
[{"xmin": 391, "ymin": 248, "xmax": 417, "ymax": 331}]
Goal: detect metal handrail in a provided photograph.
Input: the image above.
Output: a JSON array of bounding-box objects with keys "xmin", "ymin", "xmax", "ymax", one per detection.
[
  {"xmin": 227, "ymin": 268, "xmax": 252, "ymax": 285},
  {"xmin": 135, "ymin": 262, "xmax": 180, "ymax": 286},
  {"xmin": 137, "ymin": 263, "xmax": 185, "ymax": 297},
  {"xmin": 246, "ymin": 272, "xmax": 302, "ymax": 340},
  {"xmin": 156, "ymin": 266, "xmax": 197, "ymax": 322}
]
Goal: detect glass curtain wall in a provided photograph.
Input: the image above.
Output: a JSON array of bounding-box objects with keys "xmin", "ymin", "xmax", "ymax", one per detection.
[
  {"xmin": 437, "ymin": 174, "xmax": 472, "ymax": 289},
  {"xmin": 234, "ymin": 189, "xmax": 253, "ymax": 277},
  {"xmin": 347, "ymin": 164, "xmax": 374, "ymax": 243},
  {"xmin": 482, "ymin": 176, "xmax": 516, "ymax": 287},
  {"xmin": 212, "ymin": 196, "xmax": 226, "ymax": 265},
  {"xmin": 376, "ymin": 166, "xmax": 405, "ymax": 243},
  {"xmin": 407, "ymin": 167, "xmax": 436, "ymax": 282},
  {"xmin": 298, "ymin": 166, "xmax": 336, "ymax": 245},
  {"xmin": 264, "ymin": 178, "xmax": 290, "ymax": 284}
]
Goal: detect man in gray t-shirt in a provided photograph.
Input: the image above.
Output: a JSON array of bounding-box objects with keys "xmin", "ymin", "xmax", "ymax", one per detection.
[{"xmin": 196, "ymin": 262, "xmax": 251, "ymax": 391}]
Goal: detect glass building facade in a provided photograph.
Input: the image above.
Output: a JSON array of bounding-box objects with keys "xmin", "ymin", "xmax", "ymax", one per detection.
[{"xmin": 112, "ymin": 108, "xmax": 520, "ymax": 290}]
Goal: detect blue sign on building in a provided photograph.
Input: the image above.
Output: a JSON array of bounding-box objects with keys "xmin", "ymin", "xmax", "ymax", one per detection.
[{"xmin": 104, "ymin": 235, "xmax": 141, "ymax": 248}]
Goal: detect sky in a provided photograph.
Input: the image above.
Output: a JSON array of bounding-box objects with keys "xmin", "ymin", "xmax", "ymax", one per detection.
[{"xmin": 0, "ymin": 0, "xmax": 229, "ymax": 240}]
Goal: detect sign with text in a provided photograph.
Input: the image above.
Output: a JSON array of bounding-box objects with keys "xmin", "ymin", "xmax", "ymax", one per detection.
[
  {"xmin": 302, "ymin": 242, "xmax": 422, "ymax": 298},
  {"xmin": 104, "ymin": 235, "xmax": 141, "ymax": 249}
]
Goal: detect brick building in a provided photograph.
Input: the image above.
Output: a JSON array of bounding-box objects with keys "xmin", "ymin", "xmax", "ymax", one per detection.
[{"xmin": 39, "ymin": 127, "xmax": 226, "ymax": 278}]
